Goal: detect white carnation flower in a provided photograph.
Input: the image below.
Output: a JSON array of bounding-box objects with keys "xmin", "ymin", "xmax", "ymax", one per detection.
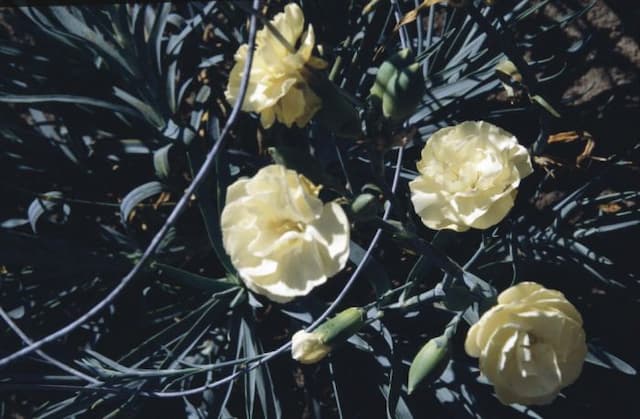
[
  {"xmin": 221, "ymin": 165, "xmax": 350, "ymax": 303},
  {"xmin": 410, "ymin": 121, "xmax": 533, "ymax": 232}
]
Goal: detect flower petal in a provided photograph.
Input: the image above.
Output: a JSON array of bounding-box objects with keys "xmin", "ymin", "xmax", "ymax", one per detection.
[
  {"xmin": 225, "ymin": 3, "xmax": 324, "ymax": 128},
  {"xmin": 220, "ymin": 165, "xmax": 350, "ymax": 303},
  {"xmin": 466, "ymin": 282, "xmax": 586, "ymax": 406},
  {"xmin": 410, "ymin": 121, "xmax": 532, "ymax": 231}
]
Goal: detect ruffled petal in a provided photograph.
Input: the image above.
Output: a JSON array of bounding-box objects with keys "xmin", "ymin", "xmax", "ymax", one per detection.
[
  {"xmin": 498, "ymin": 282, "xmax": 546, "ymax": 304},
  {"xmin": 465, "ymin": 282, "xmax": 586, "ymax": 406},
  {"xmin": 220, "ymin": 165, "xmax": 350, "ymax": 303},
  {"xmin": 295, "ymin": 82, "xmax": 323, "ymax": 127},
  {"xmin": 225, "ymin": 3, "xmax": 324, "ymax": 128},
  {"xmin": 275, "ymin": 83, "xmax": 306, "ymax": 127},
  {"xmin": 410, "ymin": 121, "xmax": 532, "ymax": 231}
]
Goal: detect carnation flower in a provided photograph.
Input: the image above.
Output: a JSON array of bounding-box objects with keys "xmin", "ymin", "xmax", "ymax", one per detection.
[
  {"xmin": 225, "ymin": 3, "xmax": 327, "ymax": 128},
  {"xmin": 220, "ymin": 165, "xmax": 350, "ymax": 303},
  {"xmin": 409, "ymin": 121, "xmax": 533, "ymax": 232},
  {"xmin": 464, "ymin": 282, "xmax": 587, "ymax": 405}
]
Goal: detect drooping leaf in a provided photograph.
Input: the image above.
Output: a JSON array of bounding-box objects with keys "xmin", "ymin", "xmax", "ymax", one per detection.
[
  {"xmin": 27, "ymin": 191, "xmax": 71, "ymax": 233},
  {"xmin": 119, "ymin": 181, "xmax": 167, "ymax": 226}
]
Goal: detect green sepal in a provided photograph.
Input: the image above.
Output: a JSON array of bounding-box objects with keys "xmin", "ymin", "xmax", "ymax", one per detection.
[
  {"xmin": 407, "ymin": 334, "xmax": 449, "ymax": 394},
  {"xmin": 351, "ymin": 193, "xmax": 380, "ymax": 221},
  {"xmin": 369, "ymin": 48, "xmax": 414, "ymax": 99},
  {"xmin": 382, "ymin": 61, "xmax": 424, "ymax": 122},
  {"xmin": 315, "ymin": 307, "xmax": 366, "ymax": 347}
]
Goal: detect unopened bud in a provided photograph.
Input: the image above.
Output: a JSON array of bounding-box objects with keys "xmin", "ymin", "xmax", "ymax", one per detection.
[
  {"xmin": 370, "ymin": 49, "xmax": 413, "ymax": 99},
  {"xmin": 291, "ymin": 307, "xmax": 366, "ymax": 364},
  {"xmin": 382, "ymin": 61, "xmax": 424, "ymax": 122},
  {"xmin": 408, "ymin": 335, "xmax": 450, "ymax": 394},
  {"xmin": 351, "ymin": 193, "xmax": 380, "ymax": 221},
  {"xmin": 369, "ymin": 49, "xmax": 424, "ymax": 123}
]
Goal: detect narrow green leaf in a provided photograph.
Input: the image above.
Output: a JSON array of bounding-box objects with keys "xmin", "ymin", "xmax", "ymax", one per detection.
[
  {"xmin": 153, "ymin": 143, "xmax": 173, "ymax": 179},
  {"xmin": 113, "ymin": 87, "xmax": 166, "ymax": 129},
  {"xmin": 181, "ymin": 113, "xmax": 237, "ymax": 280},
  {"xmin": 149, "ymin": 3, "xmax": 171, "ymax": 76},
  {"xmin": 530, "ymin": 94, "xmax": 561, "ymax": 118},
  {"xmin": 49, "ymin": 6, "xmax": 138, "ymax": 77},
  {"xmin": 586, "ymin": 344, "xmax": 636, "ymax": 375},
  {"xmin": 153, "ymin": 262, "xmax": 238, "ymax": 293},
  {"xmin": 159, "ymin": 298, "xmax": 224, "ymax": 370},
  {"xmin": 0, "ymin": 93, "xmax": 140, "ymax": 119},
  {"xmin": 118, "ymin": 295, "xmax": 221, "ymax": 365}
]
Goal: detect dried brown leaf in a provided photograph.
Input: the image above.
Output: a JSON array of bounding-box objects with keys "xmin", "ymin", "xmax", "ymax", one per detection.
[{"xmin": 394, "ymin": 0, "xmax": 446, "ymax": 31}]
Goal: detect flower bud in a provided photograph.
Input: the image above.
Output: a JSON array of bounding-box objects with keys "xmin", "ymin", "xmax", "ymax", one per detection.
[
  {"xmin": 351, "ymin": 193, "xmax": 380, "ymax": 221},
  {"xmin": 370, "ymin": 49, "xmax": 414, "ymax": 100},
  {"xmin": 369, "ymin": 49, "xmax": 424, "ymax": 123},
  {"xmin": 315, "ymin": 307, "xmax": 366, "ymax": 344},
  {"xmin": 382, "ymin": 61, "xmax": 424, "ymax": 122},
  {"xmin": 408, "ymin": 335, "xmax": 450, "ymax": 394},
  {"xmin": 291, "ymin": 307, "xmax": 366, "ymax": 364}
]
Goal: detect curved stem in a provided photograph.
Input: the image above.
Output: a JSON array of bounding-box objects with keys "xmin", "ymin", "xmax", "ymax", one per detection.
[{"xmin": 0, "ymin": 307, "xmax": 101, "ymax": 384}]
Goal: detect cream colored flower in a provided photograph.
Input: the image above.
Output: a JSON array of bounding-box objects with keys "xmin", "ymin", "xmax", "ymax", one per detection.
[
  {"xmin": 291, "ymin": 330, "xmax": 331, "ymax": 364},
  {"xmin": 225, "ymin": 3, "xmax": 327, "ymax": 128},
  {"xmin": 465, "ymin": 282, "xmax": 587, "ymax": 406},
  {"xmin": 220, "ymin": 164, "xmax": 350, "ymax": 303},
  {"xmin": 409, "ymin": 121, "xmax": 533, "ymax": 232}
]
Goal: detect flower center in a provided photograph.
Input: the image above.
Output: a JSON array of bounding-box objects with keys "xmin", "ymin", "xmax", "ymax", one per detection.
[{"xmin": 273, "ymin": 219, "xmax": 306, "ymax": 235}]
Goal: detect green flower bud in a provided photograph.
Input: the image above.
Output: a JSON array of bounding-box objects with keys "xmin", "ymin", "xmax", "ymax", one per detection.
[
  {"xmin": 291, "ymin": 307, "xmax": 366, "ymax": 364},
  {"xmin": 369, "ymin": 49, "xmax": 425, "ymax": 123},
  {"xmin": 314, "ymin": 307, "xmax": 366, "ymax": 345},
  {"xmin": 370, "ymin": 48, "xmax": 414, "ymax": 99},
  {"xmin": 408, "ymin": 335, "xmax": 450, "ymax": 394},
  {"xmin": 382, "ymin": 61, "xmax": 424, "ymax": 122},
  {"xmin": 351, "ymin": 193, "xmax": 380, "ymax": 221}
]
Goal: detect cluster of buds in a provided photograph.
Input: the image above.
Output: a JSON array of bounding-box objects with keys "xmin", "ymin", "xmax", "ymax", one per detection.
[{"xmin": 369, "ymin": 48, "xmax": 425, "ymax": 124}]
